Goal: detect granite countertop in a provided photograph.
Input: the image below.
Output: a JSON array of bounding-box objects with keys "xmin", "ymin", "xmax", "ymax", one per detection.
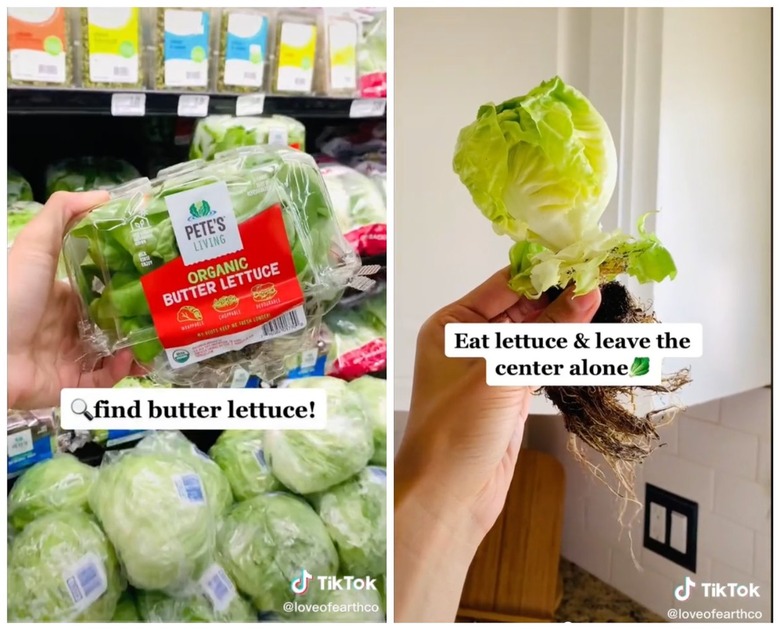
[{"xmin": 555, "ymin": 559, "xmax": 665, "ymax": 623}]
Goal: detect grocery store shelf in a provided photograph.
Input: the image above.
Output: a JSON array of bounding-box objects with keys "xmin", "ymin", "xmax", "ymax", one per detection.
[{"xmin": 8, "ymin": 87, "xmax": 386, "ymax": 119}]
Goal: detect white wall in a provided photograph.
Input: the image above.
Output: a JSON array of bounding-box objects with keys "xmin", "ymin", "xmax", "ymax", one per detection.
[
  {"xmin": 394, "ymin": 8, "xmax": 562, "ymax": 413},
  {"xmin": 526, "ymin": 387, "xmax": 771, "ymax": 620}
]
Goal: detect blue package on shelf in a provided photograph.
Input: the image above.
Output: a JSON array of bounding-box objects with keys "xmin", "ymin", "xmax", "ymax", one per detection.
[{"xmin": 8, "ymin": 410, "xmax": 57, "ymax": 479}]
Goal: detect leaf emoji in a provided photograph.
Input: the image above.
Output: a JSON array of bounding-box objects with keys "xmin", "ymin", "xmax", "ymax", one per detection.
[{"xmin": 629, "ymin": 357, "xmax": 650, "ymax": 377}]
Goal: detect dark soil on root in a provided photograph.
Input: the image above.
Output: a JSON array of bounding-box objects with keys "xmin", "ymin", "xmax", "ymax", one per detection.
[{"xmin": 540, "ymin": 281, "xmax": 690, "ymax": 496}]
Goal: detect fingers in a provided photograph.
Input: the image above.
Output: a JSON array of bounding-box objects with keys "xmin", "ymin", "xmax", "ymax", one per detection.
[
  {"xmin": 535, "ymin": 286, "xmax": 602, "ymax": 324},
  {"xmin": 12, "ymin": 191, "xmax": 109, "ymax": 262},
  {"xmin": 80, "ymin": 349, "xmax": 138, "ymax": 389},
  {"xmin": 458, "ymin": 267, "xmax": 542, "ymax": 321}
]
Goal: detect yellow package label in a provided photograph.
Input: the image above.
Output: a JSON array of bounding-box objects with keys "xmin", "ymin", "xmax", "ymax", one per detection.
[
  {"xmin": 278, "ymin": 23, "xmax": 316, "ymax": 71},
  {"xmin": 87, "ymin": 8, "xmax": 139, "ymax": 57}
]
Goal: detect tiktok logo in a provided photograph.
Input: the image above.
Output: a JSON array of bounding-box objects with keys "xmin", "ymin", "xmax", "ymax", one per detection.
[
  {"xmin": 290, "ymin": 569, "xmax": 313, "ymax": 596},
  {"xmin": 675, "ymin": 576, "xmax": 696, "ymax": 601}
]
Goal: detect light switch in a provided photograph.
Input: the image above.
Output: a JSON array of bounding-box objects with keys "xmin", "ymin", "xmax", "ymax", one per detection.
[
  {"xmin": 670, "ymin": 511, "xmax": 688, "ymax": 553},
  {"xmin": 649, "ymin": 502, "xmax": 667, "ymax": 543}
]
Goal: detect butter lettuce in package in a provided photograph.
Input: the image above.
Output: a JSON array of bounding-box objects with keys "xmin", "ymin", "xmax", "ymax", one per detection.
[
  {"xmin": 190, "ymin": 115, "xmax": 306, "ymax": 161},
  {"xmin": 318, "ymin": 162, "xmax": 386, "ymax": 257},
  {"xmin": 324, "ymin": 296, "xmax": 387, "ymax": 380},
  {"xmin": 62, "ymin": 147, "xmax": 358, "ymax": 387}
]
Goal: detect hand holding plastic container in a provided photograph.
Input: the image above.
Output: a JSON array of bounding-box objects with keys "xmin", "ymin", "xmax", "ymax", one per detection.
[{"xmin": 62, "ymin": 147, "xmax": 359, "ymax": 387}]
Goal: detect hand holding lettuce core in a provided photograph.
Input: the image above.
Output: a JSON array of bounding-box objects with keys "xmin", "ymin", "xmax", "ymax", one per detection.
[{"xmin": 453, "ymin": 76, "xmax": 677, "ymax": 298}]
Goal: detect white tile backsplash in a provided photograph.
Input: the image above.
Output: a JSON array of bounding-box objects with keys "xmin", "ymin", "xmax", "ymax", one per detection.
[
  {"xmin": 713, "ymin": 473, "xmax": 771, "ymax": 534},
  {"xmin": 678, "ymin": 416, "xmax": 759, "ymax": 479},
  {"xmin": 524, "ymin": 387, "xmax": 771, "ymax": 622}
]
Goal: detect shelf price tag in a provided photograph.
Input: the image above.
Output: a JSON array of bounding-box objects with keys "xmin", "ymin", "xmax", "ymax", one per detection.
[
  {"xmin": 350, "ymin": 98, "xmax": 386, "ymax": 118},
  {"xmin": 236, "ymin": 94, "xmax": 266, "ymax": 116},
  {"xmin": 178, "ymin": 95, "xmax": 210, "ymax": 118},
  {"xmin": 111, "ymin": 93, "xmax": 146, "ymax": 117}
]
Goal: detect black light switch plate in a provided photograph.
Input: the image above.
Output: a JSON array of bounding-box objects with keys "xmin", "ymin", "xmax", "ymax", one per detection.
[{"xmin": 643, "ymin": 483, "xmax": 698, "ymax": 572}]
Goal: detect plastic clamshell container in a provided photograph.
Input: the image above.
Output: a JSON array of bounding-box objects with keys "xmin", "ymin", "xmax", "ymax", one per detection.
[
  {"xmin": 80, "ymin": 8, "xmax": 145, "ymax": 89},
  {"xmin": 8, "ymin": 8, "xmax": 77, "ymax": 87},
  {"xmin": 151, "ymin": 7, "xmax": 215, "ymax": 91},
  {"xmin": 323, "ymin": 15, "xmax": 359, "ymax": 97},
  {"xmin": 62, "ymin": 147, "xmax": 359, "ymax": 386},
  {"xmin": 271, "ymin": 10, "xmax": 320, "ymax": 96},
  {"xmin": 216, "ymin": 8, "xmax": 275, "ymax": 94}
]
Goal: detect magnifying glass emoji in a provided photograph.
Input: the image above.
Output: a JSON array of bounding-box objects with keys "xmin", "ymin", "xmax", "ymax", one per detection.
[{"xmin": 70, "ymin": 399, "xmax": 94, "ymax": 421}]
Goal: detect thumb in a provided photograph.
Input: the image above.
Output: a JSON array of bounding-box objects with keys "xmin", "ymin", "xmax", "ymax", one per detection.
[{"xmin": 536, "ymin": 287, "xmax": 602, "ymax": 324}]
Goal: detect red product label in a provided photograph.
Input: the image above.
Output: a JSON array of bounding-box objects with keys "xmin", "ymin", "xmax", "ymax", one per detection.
[
  {"xmin": 345, "ymin": 224, "xmax": 387, "ymax": 258},
  {"xmin": 328, "ymin": 338, "xmax": 387, "ymax": 380},
  {"xmin": 359, "ymin": 72, "xmax": 387, "ymax": 98},
  {"xmin": 141, "ymin": 205, "xmax": 304, "ymax": 352}
]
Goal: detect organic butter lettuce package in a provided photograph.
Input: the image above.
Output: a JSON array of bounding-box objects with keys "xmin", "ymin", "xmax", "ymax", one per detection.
[{"xmin": 62, "ymin": 146, "xmax": 359, "ymax": 387}]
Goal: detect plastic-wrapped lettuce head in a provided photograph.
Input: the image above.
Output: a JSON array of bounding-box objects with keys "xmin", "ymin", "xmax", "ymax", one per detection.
[
  {"xmin": 45, "ymin": 157, "xmax": 141, "ymax": 196},
  {"xmin": 190, "ymin": 115, "xmax": 307, "ymax": 160},
  {"xmin": 217, "ymin": 492, "xmax": 338, "ymax": 614},
  {"xmin": 8, "ymin": 167, "xmax": 33, "ymax": 204},
  {"xmin": 89, "ymin": 451, "xmax": 216, "ymax": 593},
  {"xmin": 265, "ymin": 377, "xmax": 374, "ymax": 494},
  {"xmin": 312, "ymin": 467, "xmax": 386, "ymax": 577},
  {"xmin": 8, "ymin": 200, "xmax": 44, "ymax": 245},
  {"xmin": 294, "ymin": 582, "xmax": 385, "ymax": 622},
  {"xmin": 8, "ymin": 454, "xmax": 98, "ymax": 532},
  {"xmin": 112, "ymin": 590, "xmax": 140, "ymax": 621},
  {"xmin": 137, "ymin": 566, "xmax": 257, "ymax": 622},
  {"xmin": 134, "ymin": 431, "xmax": 233, "ymax": 516},
  {"xmin": 348, "ymin": 376, "xmax": 386, "ymax": 465},
  {"xmin": 209, "ymin": 430, "xmax": 284, "ymax": 501},
  {"xmin": 8, "ymin": 511, "xmax": 124, "ymax": 622}
]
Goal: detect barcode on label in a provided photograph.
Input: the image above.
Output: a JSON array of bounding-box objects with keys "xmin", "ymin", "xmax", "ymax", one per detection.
[
  {"xmin": 175, "ymin": 473, "xmax": 205, "ymax": 504},
  {"xmin": 255, "ymin": 448, "xmax": 267, "ymax": 468},
  {"xmin": 244, "ymin": 72, "xmax": 257, "ymax": 80},
  {"xmin": 200, "ymin": 565, "xmax": 236, "ymax": 612},
  {"xmin": 294, "ymin": 77, "xmax": 307, "ymax": 87},
  {"xmin": 64, "ymin": 554, "xmax": 107, "ymax": 611},
  {"xmin": 186, "ymin": 71, "xmax": 202, "ymax": 80},
  {"xmin": 38, "ymin": 64, "xmax": 58, "ymax": 75},
  {"xmin": 114, "ymin": 67, "xmax": 130, "ymax": 77},
  {"xmin": 260, "ymin": 308, "xmax": 305, "ymax": 338}
]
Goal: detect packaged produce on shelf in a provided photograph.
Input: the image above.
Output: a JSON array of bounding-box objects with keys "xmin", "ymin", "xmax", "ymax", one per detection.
[
  {"xmin": 134, "ymin": 430, "xmax": 233, "ymax": 517},
  {"xmin": 7, "ymin": 511, "xmax": 125, "ymax": 622},
  {"xmin": 323, "ymin": 12, "xmax": 359, "ymax": 96},
  {"xmin": 89, "ymin": 449, "xmax": 216, "ymax": 594},
  {"xmin": 208, "ymin": 430, "xmax": 284, "ymax": 501},
  {"xmin": 267, "ymin": 376, "xmax": 374, "ymax": 494},
  {"xmin": 356, "ymin": 9, "xmax": 387, "ymax": 98},
  {"xmin": 8, "ymin": 201, "xmax": 44, "ymax": 246},
  {"xmin": 112, "ymin": 591, "xmax": 141, "ymax": 621},
  {"xmin": 318, "ymin": 161, "xmax": 387, "ymax": 257},
  {"xmin": 323, "ymin": 297, "xmax": 387, "ymax": 380},
  {"xmin": 8, "ymin": 454, "xmax": 97, "ymax": 533},
  {"xmin": 217, "ymin": 8, "xmax": 273, "ymax": 93},
  {"xmin": 311, "ymin": 466, "xmax": 387, "ymax": 577},
  {"xmin": 152, "ymin": 8, "xmax": 214, "ymax": 91},
  {"xmin": 189, "ymin": 114, "xmax": 306, "ymax": 161},
  {"xmin": 349, "ymin": 375, "xmax": 387, "ymax": 466},
  {"xmin": 282, "ymin": 335, "xmax": 330, "ymax": 380},
  {"xmin": 137, "ymin": 567, "xmax": 256, "ymax": 622},
  {"xmin": 216, "ymin": 492, "xmax": 338, "ymax": 615},
  {"xmin": 8, "ymin": 8, "xmax": 75, "ymax": 87},
  {"xmin": 8, "ymin": 167, "xmax": 33, "ymax": 204},
  {"xmin": 62, "ymin": 146, "xmax": 359, "ymax": 387},
  {"xmin": 272, "ymin": 10, "xmax": 320, "ymax": 95},
  {"xmin": 8, "ymin": 408, "xmax": 58, "ymax": 480},
  {"xmin": 81, "ymin": 8, "xmax": 144, "ymax": 89},
  {"xmin": 45, "ymin": 157, "xmax": 142, "ymax": 197}
]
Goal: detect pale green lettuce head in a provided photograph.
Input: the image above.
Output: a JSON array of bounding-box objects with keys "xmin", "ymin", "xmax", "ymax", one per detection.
[
  {"xmin": 216, "ymin": 492, "xmax": 338, "ymax": 615},
  {"xmin": 454, "ymin": 76, "xmax": 676, "ymax": 298},
  {"xmin": 89, "ymin": 452, "xmax": 216, "ymax": 593},
  {"xmin": 8, "ymin": 454, "xmax": 97, "ymax": 532},
  {"xmin": 8, "ymin": 511, "xmax": 124, "ymax": 622},
  {"xmin": 209, "ymin": 430, "xmax": 285, "ymax": 501}
]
